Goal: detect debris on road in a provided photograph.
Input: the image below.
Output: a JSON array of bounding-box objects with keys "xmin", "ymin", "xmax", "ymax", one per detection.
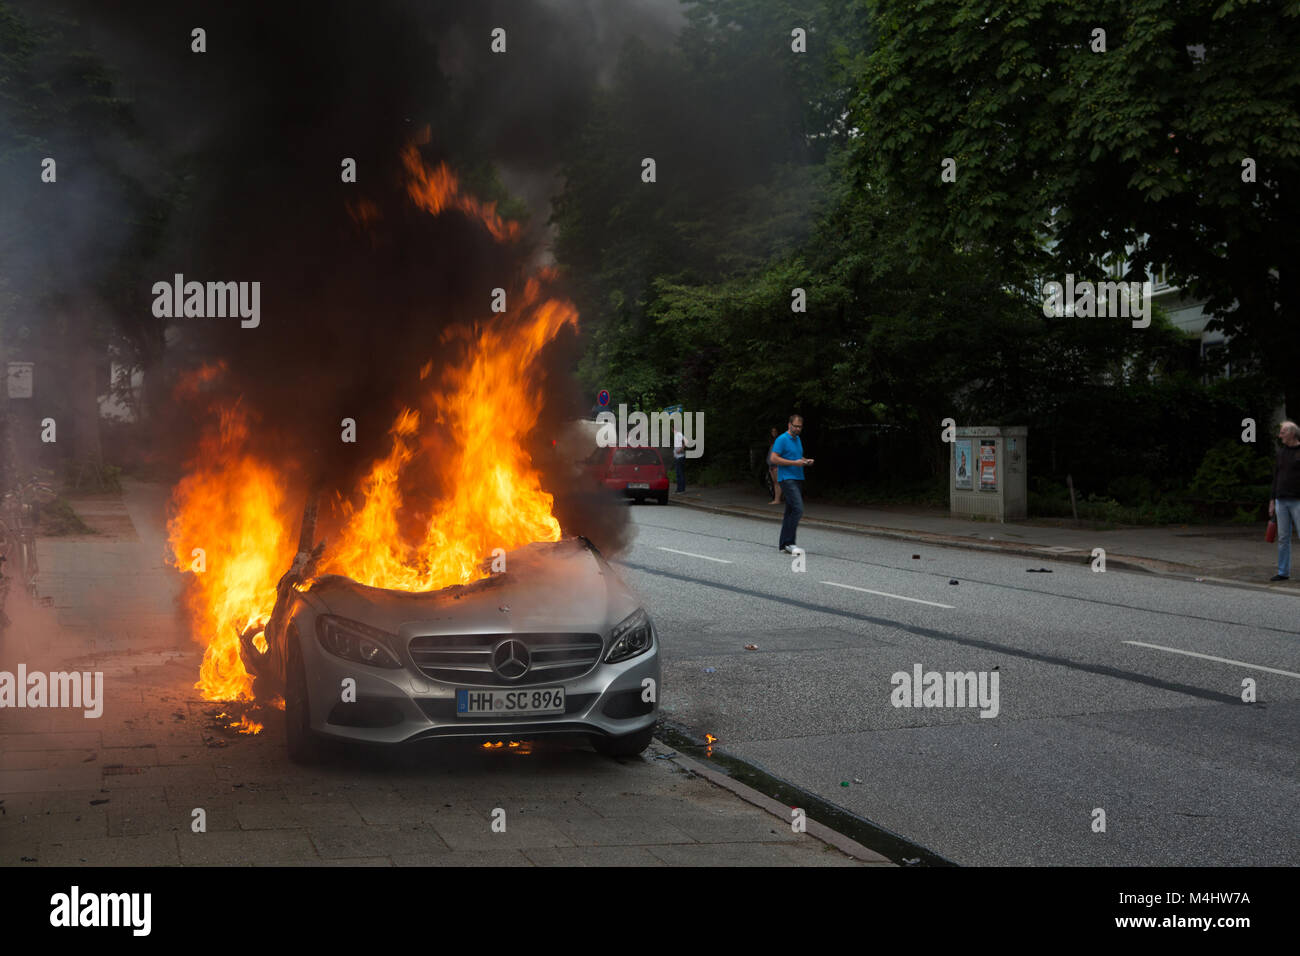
[
  {"xmin": 743, "ymin": 643, "xmax": 758, "ymax": 650},
  {"xmin": 703, "ymin": 667, "xmax": 716, "ymax": 673},
  {"xmin": 912, "ymin": 554, "xmax": 920, "ymax": 559},
  {"xmin": 948, "ymin": 579, "xmax": 959, "ymax": 585},
  {"xmin": 1026, "ymin": 567, "xmax": 1053, "ymax": 573}
]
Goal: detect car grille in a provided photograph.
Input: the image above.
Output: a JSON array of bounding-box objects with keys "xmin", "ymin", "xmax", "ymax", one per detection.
[{"xmin": 408, "ymin": 632, "xmax": 605, "ymax": 686}]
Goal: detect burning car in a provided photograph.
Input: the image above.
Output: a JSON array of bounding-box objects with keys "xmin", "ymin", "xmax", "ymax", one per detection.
[
  {"xmin": 167, "ymin": 140, "xmax": 657, "ymax": 764},
  {"xmin": 234, "ymin": 503, "xmax": 658, "ymax": 763}
]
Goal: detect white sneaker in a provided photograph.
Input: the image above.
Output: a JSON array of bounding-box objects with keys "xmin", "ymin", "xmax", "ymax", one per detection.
[{"xmin": 780, "ymin": 545, "xmax": 805, "ymax": 555}]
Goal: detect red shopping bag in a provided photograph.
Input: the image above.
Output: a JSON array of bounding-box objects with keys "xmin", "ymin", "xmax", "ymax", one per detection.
[{"xmin": 1266, "ymin": 519, "xmax": 1277, "ymax": 543}]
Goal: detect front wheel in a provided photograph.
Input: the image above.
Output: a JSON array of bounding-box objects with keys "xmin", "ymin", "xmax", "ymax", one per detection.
[
  {"xmin": 284, "ymin": 627, "xmax": 325, "ymax": 764},
  {"xmin": 591, "ymin": 724, "xmax": 654, "ymax": 758}
]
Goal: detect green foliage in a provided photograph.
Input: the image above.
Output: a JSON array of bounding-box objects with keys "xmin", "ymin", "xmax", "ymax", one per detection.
[
  {"xmin": 1028, "ymin": 484, "xmax": 1197, "ymax": 526},
  {"xmin": 63, "ymin": 460, "xmax": 122, "ymax": 493},
  {"xmin": 37, "ymin": 497, "xmax": 96, "ymax": 536},
  {"xmin": 854, "ymin": 0, "xmax": 1300, "ymax": 409},
  {"xmin": 1188, "ymin": 441, "xmax": 1273, "ymax": 504}
]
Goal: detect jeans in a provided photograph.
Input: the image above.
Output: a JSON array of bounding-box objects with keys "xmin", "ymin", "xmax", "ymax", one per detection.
[
  {"xmin": 1276, "ymin": 498, "xmax": 1300, "ymax": 576},
  {"xmin": 674, "ymin": 456, "xmax": 686, "ymax": 492},
  {"xmin": 779, "ymin": 479, "xmax": 804, "ymax": 548}
]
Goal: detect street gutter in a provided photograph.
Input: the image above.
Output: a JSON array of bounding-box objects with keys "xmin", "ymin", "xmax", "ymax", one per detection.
[
  {"xmin": 668, "ymin": 495, "xmax": 1295, "ymax": 591},
  {"xmin": 653, "ymin": 721, "xmax": 954, "ymax": 867}
]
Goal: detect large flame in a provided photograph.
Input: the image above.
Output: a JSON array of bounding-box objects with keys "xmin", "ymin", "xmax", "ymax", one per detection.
[
  {"xmin": 166, "ymin": 401, "xmax": 296, "ymax": 701},
  {"xmin": 168, "ymin": 144, "xmax": 576, "ymax": 701}
]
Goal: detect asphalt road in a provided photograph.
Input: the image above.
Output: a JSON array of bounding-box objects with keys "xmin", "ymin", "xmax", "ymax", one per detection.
[{"xmin": 612, "ymin": 500, "xmax": 1300, "ymax": 866}]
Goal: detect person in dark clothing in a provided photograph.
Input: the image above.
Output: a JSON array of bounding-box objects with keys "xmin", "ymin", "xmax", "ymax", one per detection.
[{"xmin": 1269, "ymin": 420, "xmax": 1300, "ymax": 581}]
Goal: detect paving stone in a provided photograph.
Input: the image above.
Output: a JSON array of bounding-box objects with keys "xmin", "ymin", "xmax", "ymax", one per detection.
[
  {"xmin": 660, "ymin": 808, "xmax": 803, "ymax": 844},
  {"xmin": 523, "ymin": 845, "xmax": 667, "ymax": 866},
  {"xmin": 177, "ymin": 829, "xmax": 318, "ymax": 865},
  {"xmin": 308, "ymin": 825, "xmax": 451, "ymax": 860},
  {"xmin": 108, "ymin": 803, "xmax": 235, "ymax": 837},
  {"xmin": 393, "ymin": 849, "xmax": 532, "ymax": 867},
  {"xmin": 41, "ymin": 786, "xmax": 167, "ymax": 814},
  {"xmin": 1, "ymin": 809, "xmax": 108, "ymax": 842},
  {"xmin": 552, "ymin": 816, "xmax": 697, "ymax": 847},
  {"xmin": 39, "ymin": 833, "xmax": 181, "ymax": 866},
  {"xmin": 0, "ymin": 732, "xmax": 102, "ymax": 752},
  {"xmin": 0, "ymin": 751, "xmax": 47, "ymax": 771},
  {"xmin": 778, "ymin": 842, "xmax": 878, "ymax": 866},
  {"xmin": 646, "ymin": 842, "xmax": 804, "ymax": 866},
  {"xmin": 260, "ymin": 856, "xmax": 394, "ymax": 867},
  {"xmin": 0, "ymin": 767, "xmax": 104, "ymax": 794},
  {"xmin": 95, "ymin": 764, "xmax": 218, "ymax": 790},
  {"xmin": 236, "ymin": 802, "xmax": 365, "ymax": 830},
  {"xmin": 429, "ymin": 810, "xmax": 576, "ymax": 851}
]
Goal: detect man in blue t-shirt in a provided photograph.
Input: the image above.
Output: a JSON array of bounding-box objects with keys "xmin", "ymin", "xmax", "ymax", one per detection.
[{"xmin": 768, "ymin": 414, "xmax": 813, "ymax": 554}]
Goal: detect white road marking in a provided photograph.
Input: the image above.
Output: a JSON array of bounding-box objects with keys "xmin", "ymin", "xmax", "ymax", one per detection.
[
  {"xmin": 656, "ymin": 546, "xmax": 733, "ymax": 564},
  {"xmin": 1123, "ymin": 641, "xmax": 1300, "ymax": 679},
  {"xmin": 820, "ymin": 580, "xmax": 954, "ymax": 609}
]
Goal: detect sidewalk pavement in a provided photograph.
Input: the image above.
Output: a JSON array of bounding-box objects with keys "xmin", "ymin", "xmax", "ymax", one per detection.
[
  {"xmin": 0, "ymin": 480, "xmax": 888, "ymax": 867},
  {"xmin": 671, "ymin": 483, "xmax": 1297, "ymax": 590}
]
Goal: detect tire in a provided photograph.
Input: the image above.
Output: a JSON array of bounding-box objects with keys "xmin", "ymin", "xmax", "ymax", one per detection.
[
  {"xmin": 284, "ymin": 627, "xmax": 325, "ymax": 764},
  {"xmin": 655, "ymin": 493, "xmax": 668, "ymax": 505},
  {"xmin": 591, "ymin": 724, "xmax": 654, "ymax": 758}
]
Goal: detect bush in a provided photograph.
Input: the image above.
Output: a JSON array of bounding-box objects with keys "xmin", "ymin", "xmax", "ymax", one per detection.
[
  {"xmin": 1188, "ymin": 442, "xmax": 1272, "ymax": 505},
  {"xmin": 37, "ymin": 497, "xmax": 97, "ymax": 536}
]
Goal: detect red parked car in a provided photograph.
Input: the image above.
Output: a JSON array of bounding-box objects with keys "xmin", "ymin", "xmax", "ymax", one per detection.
[{"xmin": 586, "ymin": 446, "xmax": 670, "ymax": 505}]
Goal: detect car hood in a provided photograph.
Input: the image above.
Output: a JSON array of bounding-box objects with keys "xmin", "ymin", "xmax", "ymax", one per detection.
[{"xmin": 301, "ymin": 537, "xmax": 637, "ymax": 639}]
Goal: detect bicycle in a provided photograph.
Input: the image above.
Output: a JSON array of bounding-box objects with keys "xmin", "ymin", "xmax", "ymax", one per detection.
[{"xmin": 0, "ymin": 476, "xmax": 51, "ymax": 613}]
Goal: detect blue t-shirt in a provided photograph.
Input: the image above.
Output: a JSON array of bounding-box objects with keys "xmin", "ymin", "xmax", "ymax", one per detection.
[{"xmin": 771, "ymin": 432, "xmax": 804, "ymax": 481}]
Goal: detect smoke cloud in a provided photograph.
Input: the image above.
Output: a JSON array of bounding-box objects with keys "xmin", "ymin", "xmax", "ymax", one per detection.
[{"xmin": 5, "ymin": 0, "xmax": 684, "ymax": 555}]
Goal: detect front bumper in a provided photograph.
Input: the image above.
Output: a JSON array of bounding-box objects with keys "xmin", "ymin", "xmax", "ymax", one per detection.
[{"xmin": 299, "ymin": 622, "xmax": 660, "ymax": 745}]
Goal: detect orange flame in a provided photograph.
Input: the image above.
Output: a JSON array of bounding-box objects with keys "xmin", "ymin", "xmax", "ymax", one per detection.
[
  {"xmin": 401, "ymin": 143, "xmax": 522, "ymax": 242},
  {"xmin": 231, "ymin": 715, "xmax": 264, "ymax": 735},
  {"xmin": 169, "ymin": 142, "xmax": 574, "ymax": 702},
  {"xmin": 167, "ymin": 403, "xmax": 296, "ymax": 701}
]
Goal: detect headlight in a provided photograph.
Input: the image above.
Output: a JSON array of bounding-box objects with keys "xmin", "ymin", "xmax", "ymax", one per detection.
[
  {"xmin": 605, "ymin": 608, "xmax": 654, "ymax": 663},
  {"xmin": 315, "ymin": 615, "xmax": 403, "ymax": 669}
]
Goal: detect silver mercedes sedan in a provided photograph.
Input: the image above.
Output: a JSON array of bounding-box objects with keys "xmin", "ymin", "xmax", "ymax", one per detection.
[{"xmin": 252, "ymin": 537, "xmax": 659, "ymax": 763}]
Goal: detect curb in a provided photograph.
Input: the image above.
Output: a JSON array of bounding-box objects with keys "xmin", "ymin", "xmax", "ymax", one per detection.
[
  {"xmin": 657, "ymin": 743, "xmax": 893, "ymax": 865},
  {"xmin": 666, "ymin": 495, "xmax": 1271, "ymax": 584}
]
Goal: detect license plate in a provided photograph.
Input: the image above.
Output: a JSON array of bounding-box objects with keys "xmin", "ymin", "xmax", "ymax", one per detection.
[
  {"xmin": 456, "ymin": 687, "xmax": 565, "ymax": 716},
  {"xmin": 627, "ymin": 482, "xmax": 650, "ymax": 489}
]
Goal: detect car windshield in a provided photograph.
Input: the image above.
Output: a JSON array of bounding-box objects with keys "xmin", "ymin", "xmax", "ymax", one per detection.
[{"xmin": 612, "ymin": 448, "xmax": 661, "ymax": 466}]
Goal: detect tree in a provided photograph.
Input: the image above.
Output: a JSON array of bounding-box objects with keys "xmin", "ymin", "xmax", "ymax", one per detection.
[{"xmin": 853, "ymin": 0, "xmax": 1300, "ymax": 413}]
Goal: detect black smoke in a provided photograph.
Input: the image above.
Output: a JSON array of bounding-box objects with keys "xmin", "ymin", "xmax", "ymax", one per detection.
[{"xmin": 7, "ymin": 0, "xmax": 682, "ymax": 555}]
